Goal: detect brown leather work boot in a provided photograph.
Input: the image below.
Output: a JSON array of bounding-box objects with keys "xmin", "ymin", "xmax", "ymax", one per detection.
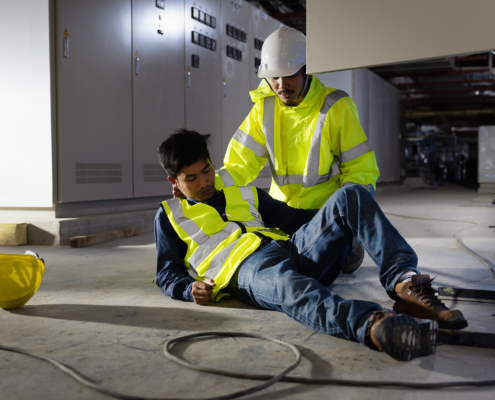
[
  {"xmin": 364, "ymin": 310, "xmax": 438, "ymax": 361},
  {"xmin": 394, "ymin": 275, "xmax": 467, "ymax": 330}
]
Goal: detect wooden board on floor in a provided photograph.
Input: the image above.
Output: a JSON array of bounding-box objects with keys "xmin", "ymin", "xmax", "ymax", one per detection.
[
  {"xmin": 0, "ymin": 223, "xmax": 27, "ymax": 246},
  {"xmin": 69, "ymin": 226, "xmax": 140, "ymax": 248}
]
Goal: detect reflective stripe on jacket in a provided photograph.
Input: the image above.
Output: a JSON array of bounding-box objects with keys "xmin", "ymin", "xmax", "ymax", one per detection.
[
  {"xmin": 215, "ymin": 76, "xmax": 380, "ymax": 209},
  {"xmin": 161, "ymin": 186, "xmax": 289, "ymax": 302}
]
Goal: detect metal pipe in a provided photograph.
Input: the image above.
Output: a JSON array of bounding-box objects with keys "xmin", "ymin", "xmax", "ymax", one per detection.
[
  {"xmin": 395, "ymin": 79, "xmax": 494, "ymax": 88},
  {"xmin": 381, "ymin": 68, "xmax": 490, "ymax": 78},
  {"xmin": 406, "ymin": 108, "xmax": 495, "ymax": 119},
  {"xmin": 406, "ymin": 97, "xmax": 495, "ymax": 106}
]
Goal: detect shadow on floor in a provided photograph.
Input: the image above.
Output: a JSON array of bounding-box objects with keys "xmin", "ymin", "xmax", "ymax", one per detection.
[{"xmin": 7, "ymin": 304, "xmax": 245, "ymax": 331}]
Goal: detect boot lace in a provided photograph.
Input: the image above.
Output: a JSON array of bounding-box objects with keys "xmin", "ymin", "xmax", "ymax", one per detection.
[{"xmin": 408, "ymin": 276, "xmax": 445, "ymax": 309}]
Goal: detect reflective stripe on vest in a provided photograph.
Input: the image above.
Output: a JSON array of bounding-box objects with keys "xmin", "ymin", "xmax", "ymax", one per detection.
[
  {"xmin": 164, "ymin": 187, "xmax": 269, "ymax": 282},
  {"xmin": 216, "ymin": 168, "xmax": 235, "ymax": 188},
  {"xmin": 239, "ymin": 186, "xmax": 260, "ymax": 220},
  {"xmin": 232, "ymin": 128, "xmax": 266, "ymax": 158},
  {"xmin": 263, "ymin": 90, "xmax": 373, "ymax": 188}
]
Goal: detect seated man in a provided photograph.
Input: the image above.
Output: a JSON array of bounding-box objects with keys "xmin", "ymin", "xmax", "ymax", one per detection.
[{"xmin": 155, "ymin": 129, "xmax": 467, "ymax": 362}]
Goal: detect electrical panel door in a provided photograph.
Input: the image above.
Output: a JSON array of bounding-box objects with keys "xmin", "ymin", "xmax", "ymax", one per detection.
[
  {"xmin": 220, "ymin": 1, "xmax": 251, "ymax": 158},
  {"xmin": 249, "ymin": 7, "xmax": 276, "ymax": 94},
  {"xmin": 56, "ymin": 0, "xmax": 133, "ymax": 202},
  {"xmin": 132, "ymin": 0, "xmax": 185, "ymax": 198},
  {"xmin": 247, "ymin": 6, "xmax": 279, "ymax": 189},
  {"xmin": 184, "ymin": 0, "xmax": 222, "ymax": 169}
]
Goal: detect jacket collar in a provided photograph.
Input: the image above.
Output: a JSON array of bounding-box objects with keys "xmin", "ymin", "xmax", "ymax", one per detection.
[{"xmin": 249, "ymin": 76, "xmax": 324, "ymax": 111}]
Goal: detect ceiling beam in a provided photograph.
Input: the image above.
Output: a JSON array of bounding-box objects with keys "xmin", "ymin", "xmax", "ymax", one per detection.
[
  {"xmin": 270, "ymin": 11, "xmax": 306, "ymax": 20},
  {"xmin": 395, "ymin": 79, "xmax": 494, "ymax": 88}
]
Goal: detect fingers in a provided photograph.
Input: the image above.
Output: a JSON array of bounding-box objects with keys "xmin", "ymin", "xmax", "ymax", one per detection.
[
  {"xmin": 173, "ymin": 186, "xmax": 186, "ymax": 199},
  {"xmin": 203, "ymin": 278, "xmax": 216, "ymax": 287},
  {"xmin": 192, "ymin": 280, "xmax": 215, "ymax": 305}
]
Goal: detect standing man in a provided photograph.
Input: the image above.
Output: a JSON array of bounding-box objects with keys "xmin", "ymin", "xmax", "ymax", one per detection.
[
  {"xmin": 215, "ymin": 26, "xmax": 379, "ymax": 210},
  {"xmin": 214, "ymin": 26, "xmax": 379, "ymax": 273}
]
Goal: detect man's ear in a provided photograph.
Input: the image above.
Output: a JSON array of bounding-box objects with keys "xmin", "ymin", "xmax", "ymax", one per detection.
[{"xmin": 168, "ymin": 176, "xmax": 178, "ymax": 187}]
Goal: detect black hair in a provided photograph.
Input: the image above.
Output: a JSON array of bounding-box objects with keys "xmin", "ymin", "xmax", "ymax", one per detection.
[{"xmin": 158, "ymin": 128, "xmax": 211, "ymax": 178}]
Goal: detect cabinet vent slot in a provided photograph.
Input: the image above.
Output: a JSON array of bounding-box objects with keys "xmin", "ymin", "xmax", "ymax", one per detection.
[
  {"xmin": 144, "ymin": 164, "xmax": 167, "ymax": 182},
  {"xmin": 75, "ymin": 163, "xmax": 122, "ymax": 184}
]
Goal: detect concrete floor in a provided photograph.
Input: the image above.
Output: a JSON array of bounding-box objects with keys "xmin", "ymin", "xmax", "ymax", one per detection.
[{"xmin": 1, "ymin": 184, "xmax": 495, "ymax": 400}]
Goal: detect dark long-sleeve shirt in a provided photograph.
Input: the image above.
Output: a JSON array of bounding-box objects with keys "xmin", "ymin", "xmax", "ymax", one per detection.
[{"xmin": 154, "ymin": 188, "xmax": 318, "ymax": 301}]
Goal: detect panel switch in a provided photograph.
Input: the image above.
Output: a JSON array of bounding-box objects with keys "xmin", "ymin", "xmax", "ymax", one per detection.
[{"xmin": 192, "ymin": 54, "xmax": 200, "ymax": 68}]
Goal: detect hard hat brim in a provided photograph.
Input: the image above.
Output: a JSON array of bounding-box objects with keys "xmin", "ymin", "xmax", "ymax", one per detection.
[{"xmin": 257, "ymin": 62, "xmax": 306, "ymax": 79}]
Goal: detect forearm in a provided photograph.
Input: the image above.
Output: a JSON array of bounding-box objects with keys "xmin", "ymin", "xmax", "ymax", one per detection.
[{"xmin": 156, "ymin": 269, "xmax": 194, "ymax": 301}]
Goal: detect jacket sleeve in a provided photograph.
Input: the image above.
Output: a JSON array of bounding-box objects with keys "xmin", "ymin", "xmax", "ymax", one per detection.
[
  {"xmin": 215, "ymin": 102, "xmax": 268, "ymax": 189},
  {"xmin": 154, "ymin": 207, "xmax": 195, "ymax": 302},
  {"xmin": 327, "ymin": 95, "xmax": 380, "ymax": 195}
]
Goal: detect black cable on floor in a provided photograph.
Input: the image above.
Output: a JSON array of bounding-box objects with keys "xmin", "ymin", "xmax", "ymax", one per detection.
[{"xmin": 2, "ymin": 332, "xmax": 495, "ymax": 400}]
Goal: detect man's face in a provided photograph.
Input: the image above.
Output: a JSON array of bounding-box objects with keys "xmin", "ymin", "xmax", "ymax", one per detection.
[
  {"xmin": 267, "ymin": 68, "xmax": 306, "ymax": 106},
  {"xmin": 168, "ymin": 158, "xmax": 216, "ymax": 202}
]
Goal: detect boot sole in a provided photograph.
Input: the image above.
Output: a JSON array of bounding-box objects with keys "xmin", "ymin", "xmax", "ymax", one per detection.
[
  {"xmin": 393, "ymin": 300, "xmax": 467, "ymax": 331},
  {"xmin": 376, "ymin": 315, "xmax": 438, "ymax": 361},
  {"xmin": 439, "ymin": 319, "xmax": 468, "ymax": 330}
]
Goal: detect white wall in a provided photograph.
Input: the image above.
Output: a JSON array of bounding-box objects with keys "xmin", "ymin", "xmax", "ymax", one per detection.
[
  {"xmin": 0, "ymin": 0, "xmax": 53, "ymax": 207},
  {"xmin": 315, "ymin": 69, "xmax": 401, "ymax": 182},
  {"xmin": 315, "ymin": 70, "xmax": 353, "ymax": 97}
]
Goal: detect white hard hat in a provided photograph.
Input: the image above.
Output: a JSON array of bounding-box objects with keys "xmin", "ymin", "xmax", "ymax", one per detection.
[{"xmin": 258, "ymin": 26, "xmax": 306, "ymax": 79}]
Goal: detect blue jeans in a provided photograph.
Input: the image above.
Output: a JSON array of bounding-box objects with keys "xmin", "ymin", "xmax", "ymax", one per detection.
[{"xmin": 235, "ymin": 185, "xmax": 420, "ymax": 345}]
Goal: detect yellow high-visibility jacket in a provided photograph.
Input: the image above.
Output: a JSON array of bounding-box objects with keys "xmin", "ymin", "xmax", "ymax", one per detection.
[
  {"xmin": 161, "ymin": 186, "xmax": 289, "ymax": 302},
  {"xmin": 215, "ymin": 76, "xmax": 380, "ymax": 209}
]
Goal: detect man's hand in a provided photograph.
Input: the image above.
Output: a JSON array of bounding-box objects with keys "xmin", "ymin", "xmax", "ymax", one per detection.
[
  {"xmin": 173, "ymin": 185, "xmax": 186, "ymax": 199},
  {"xmin": 191, "ymin": 279, "xmax": 216, "ymax": 305}
]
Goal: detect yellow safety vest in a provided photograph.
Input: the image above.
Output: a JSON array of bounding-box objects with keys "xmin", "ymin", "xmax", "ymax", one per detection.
[
  {"xmin": 215, "ymin": 76, "xmax": 380, "ymax": 209},
  {"xmin": 161, "ymin": 186, "xmax": 289, "ymax": 302}
]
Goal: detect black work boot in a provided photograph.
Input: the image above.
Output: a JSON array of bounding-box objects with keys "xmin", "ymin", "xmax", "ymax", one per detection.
[
  {"xmin": 364, "ymin": 310, "xmax": 438, "ymax": 361},
  {"xmin": 342, "ymin": 238, "xmax": 364, "ymax": 274},
  {"xmin": 394, "ymin": 275, "xmax": 467, "ymax": 330}
]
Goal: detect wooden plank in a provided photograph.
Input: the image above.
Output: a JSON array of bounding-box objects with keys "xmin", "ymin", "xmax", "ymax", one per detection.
[
  {"xmin": 69, "ymin": 226, "xmax": 140, "ymax": 248},
  {"xmin": 0, "ymin": 223, "xmax": 27, "ymax": 246}
]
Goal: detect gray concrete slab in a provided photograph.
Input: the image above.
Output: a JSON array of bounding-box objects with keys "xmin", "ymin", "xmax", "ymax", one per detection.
[{"xmin": 1, "ymin": 184, "xmax": 495, "ymax": 400}]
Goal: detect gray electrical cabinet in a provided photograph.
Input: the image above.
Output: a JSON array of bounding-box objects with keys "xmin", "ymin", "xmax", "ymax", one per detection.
[
  {"xmin": 248, "ymin": 7, "xmax": 282, "ymax": 189},
  {"xmin": 56, "ymin": 0, "xmax": 133, "ymax": 202},
  {"xmin": 249, "ymin": 7, "xmax": 277, "ymax": 94},
  {"xmin": 184, "ymin": 0, "xmax": 222, "ymax": 169},
  {"xmin": 220, "ymin": 1, "xmax": 251, "ymax": 156},
  {"xmin": 132, "ymin": 0, "xmax": 185, "ymax": 198}
]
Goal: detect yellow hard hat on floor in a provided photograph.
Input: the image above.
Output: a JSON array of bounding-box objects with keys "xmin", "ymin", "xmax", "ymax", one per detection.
[{"xmin": 0, "ymin": 251, "xmax": 45, "ymax": 309}]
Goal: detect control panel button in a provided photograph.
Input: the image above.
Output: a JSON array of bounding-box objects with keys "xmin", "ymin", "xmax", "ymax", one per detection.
[
  {"xmin": 204, "ymin": 14, "xmax": 211, "ymax": 26},
  {"xmin": 192, "ymin": 31, "xmax": 200, "ymax": 44},
  {"xmin": 191, "ymin": 7, "xmax": 200, "ymax": 20},
  {"xmin": 205, "ymin": 37, "xmax": 212, "ymax": 50},
  {"xmin": 192, "ymin": 54, "xmax": 200, "ymax": 68},
  {"xmin": 156, "ymin": 0, "xmax": 165, "ymax": 10}
]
